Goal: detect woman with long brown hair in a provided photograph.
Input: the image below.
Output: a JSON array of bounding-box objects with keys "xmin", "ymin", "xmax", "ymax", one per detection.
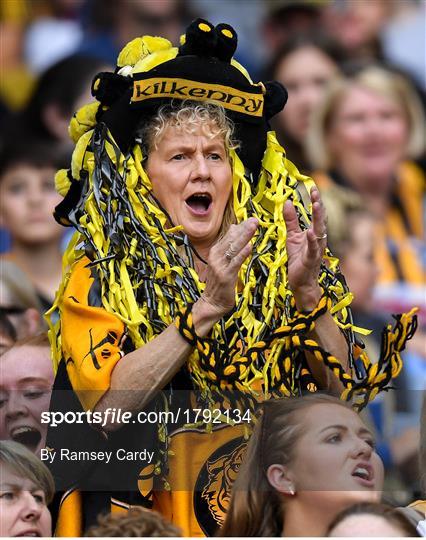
[{"xmin": 220, "ymin": 394, "xmax": 384, "ymax": 537}]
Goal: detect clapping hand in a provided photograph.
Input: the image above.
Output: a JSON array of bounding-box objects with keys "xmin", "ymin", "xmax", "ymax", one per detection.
[{"xmin": 284, "ymin": 187, "xmax": 327, "ymax": 311}]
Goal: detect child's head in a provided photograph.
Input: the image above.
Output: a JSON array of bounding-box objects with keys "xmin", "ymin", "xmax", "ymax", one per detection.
[
  {"xmin": 0, "ymin": 142, "xmax": 66, "ymax": 247},
  {"xmin": 321, "ymin": 186, "xmax": 378, "ymax": 311}
]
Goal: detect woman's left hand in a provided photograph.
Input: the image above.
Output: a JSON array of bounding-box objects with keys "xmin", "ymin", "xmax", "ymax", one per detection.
[{"xmin": 283, "ymin": 186, "xmax": 327, "ymax": 311}]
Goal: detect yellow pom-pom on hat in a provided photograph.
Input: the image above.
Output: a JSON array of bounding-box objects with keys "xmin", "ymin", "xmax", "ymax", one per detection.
[
  {"xmin": 69, "ymin": 102, "xmax": 100, "ymax": 144},
  {"xmin": 133, "ymin": 47, "xmax": 178, "ymax": 74},
  {"xmin": 117, "ymin": 36, "xmax": 172, "ymax": 68},
  {"xmin": 55, "ymin": 169, "xmax": 71, "ymax": 197}
]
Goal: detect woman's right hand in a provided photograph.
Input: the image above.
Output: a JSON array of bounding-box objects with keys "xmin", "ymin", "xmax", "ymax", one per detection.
[{"xmin": 192, "ymin": 217, "xmax": 258, "ymax": 335}]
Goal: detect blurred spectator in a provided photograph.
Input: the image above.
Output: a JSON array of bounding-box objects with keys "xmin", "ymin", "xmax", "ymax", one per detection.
[
  {"xmin": 307, "ymin": 66, "xmax": 425, "ymax": 317},
  {"xmin": 0, "ymin": 0, "xmax": 84, "ymax": 113},
  {"xmin": 307, "ymin": 67, "xmax": 426, "ymax": 449},
  {"xmin": 0, "ymin": 142, "xmax": 68, "ymax": 311},
  {"xmin": 381, "ymin": 1, "xmax": 426, "ymax": 90},
  {"xmin": 262, "ymin": 0, "xmax": 323, "ymax": 59},
  {"xmin": 327, "ymin": 502, "xmax": 420, "ymax": 537},
  {"xmin": 2, "ymin": 54, "xmax": 109, "ymax": 156},
  {"xmin": 79, "ymin": 0, "xmax": 194, "ymax": 64},
  {"xmin": 0, "ymin": 440, "xmax": 54, "ymax": 537},
  {"xmin": 322, "ymin": 0, "xmax": 390, "ymax": 63},
  {"xmin": 220, "ymin": 394, "xmax": 384, "ymax": 537},
  {"xmin": 0, "ymin": 0, "xmax": 35, "ymax": 112},
  {"xmin": 0, "ymin": 260, "xmax": 46, "ymax": 341},
  {"xmin": 24, "ymin": 0, "xmax": 84, "ymax": 75},
  {"xmin": 0, "ymin": 311, "xmax": 17, "ymax": 355},
  {"xmin": 322, "ymin": 187, "xmax": 378, "ymax": 313},
  {"xmin": 0, "ymin": 334, "xmax": 54, "ymax": 456},
  {"xmin": 85, "ymin": 506, "xmax": 182, "ymax": 537},
  {"xmin": 266, "ymin": 33, "xmax": 342, "ymax": 172}
]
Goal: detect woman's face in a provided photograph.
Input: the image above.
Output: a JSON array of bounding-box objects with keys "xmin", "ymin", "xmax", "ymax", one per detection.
[
  {"xmin": 146, "ymin": 123, "xmax": 233, "ymax": 251},
  {"xmin": 285, "ymin": 404, "xmax": 384, "ymax": 510},
  {"xmin": 0, "ymin": 346, "xmax": 54, "ymax": 455},
  {"xmin": 0, "ymin": 165, "xmax": 63, "ymax": 246},
  {"xmin": 327, "ymin": 85, "xmax": 409, "ymax": 190},
  {"xmin": 0, "ymin": 464, "xmax": 52, "ymax": 537},
  {"xmin": 275, "ymin": 46, "xmax": 338, "ymax": 143},
  {"xmin": 329, "ymin": 513, "xmax": 410, "ymax": 537}
]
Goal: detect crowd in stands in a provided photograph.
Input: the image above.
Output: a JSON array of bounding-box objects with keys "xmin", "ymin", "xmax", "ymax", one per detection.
[{"xmin": 0, "ymin": 0, "xmax": 424, "ymax": 536}]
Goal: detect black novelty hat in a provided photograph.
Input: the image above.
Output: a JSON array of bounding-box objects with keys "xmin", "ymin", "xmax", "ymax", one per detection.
[{"xmin": 91, "ymin": 18, "xmax": 288, "ymax": 178}]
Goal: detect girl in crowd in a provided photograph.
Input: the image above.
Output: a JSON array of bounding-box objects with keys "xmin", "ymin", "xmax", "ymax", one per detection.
[
  {"xmin": 0, "ymin": 440, "xmax": 54, "ymax": 537},
  {"xmin": 220, "ymin": 394, "xmax": 384, "ymax": 537},
  {"xmin": 0, "ymin": 142, "xmax": 66, "ymax": 312},
  {"xmin": 0, "ymin": 334, "xmax": 54, "ymax": 456},
  {"xmin": 307, "ymin": 65, "xmax": 425, "ymax": 316},
  {"xmin": 266, "ymin": 33, "xmax": 342, "ymax": 173},
  {"xmin": 2, "ymin": 54, "xmax": 109, "ymax": 156},
  {"xmin": 327, "ymin": 501, "xmax": 420, "ymax": 537}
]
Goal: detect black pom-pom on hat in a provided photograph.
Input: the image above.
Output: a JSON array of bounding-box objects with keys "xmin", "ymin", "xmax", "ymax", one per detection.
[
  {"xmin": 91, "ymin": 72, "xmax": 131, "ymax": 106},
  {"xmin": 215, "ymin": 23, "xmax": 238, "ymax": 62},
  {"xmin": 263, "ymin": 81, "xmax": 288, "ymax": 120},
  {"xmin": 179, "ymin": 18, "xmax": 216, "ymax": 57},
  {"xmin": 91, "ymin": 18, "xmax": 289, "ymax": 181}
]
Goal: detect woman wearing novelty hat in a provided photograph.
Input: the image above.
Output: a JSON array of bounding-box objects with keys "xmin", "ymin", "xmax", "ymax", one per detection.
[{"xmin": 46, "ymin": 19, "xmax": 417, "ymax": 536}]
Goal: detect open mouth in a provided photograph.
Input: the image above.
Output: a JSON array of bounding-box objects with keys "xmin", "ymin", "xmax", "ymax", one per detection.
[
  {"xmin": 351, "ymin": 463, "xmax": 374, "ymax": 485},
  {"xmin": 185, "ymin": 193, "xmax": 212, "ymax": 215},
  {"xmin": 16, "ymin": 532, "xmax": 41, "ymax": 537},
  {"xmin": 11, "ymin": 426, "xmax": 42, "ymax": 450}
]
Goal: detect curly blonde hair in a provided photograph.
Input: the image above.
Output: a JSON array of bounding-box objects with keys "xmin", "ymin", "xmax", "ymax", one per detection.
[{"xmin": 137, "ymin": 100, "xmax": 239, "ymax": 155}]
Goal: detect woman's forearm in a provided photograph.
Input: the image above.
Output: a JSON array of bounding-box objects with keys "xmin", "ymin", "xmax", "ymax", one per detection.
[
  {"xmin": 94, "ymin": 299, "xmax": 220, "ymax": 430},
  {"xmin": 293, "ymin": 284, "xmax": 349, "ymax": 394},
  {"xmin": 306, "ymin": 311, "xmax": 349, "ymax": 394},
  {"xmin": 94, "ymin": 222, "xmax": 258, "ymax": 431}
]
